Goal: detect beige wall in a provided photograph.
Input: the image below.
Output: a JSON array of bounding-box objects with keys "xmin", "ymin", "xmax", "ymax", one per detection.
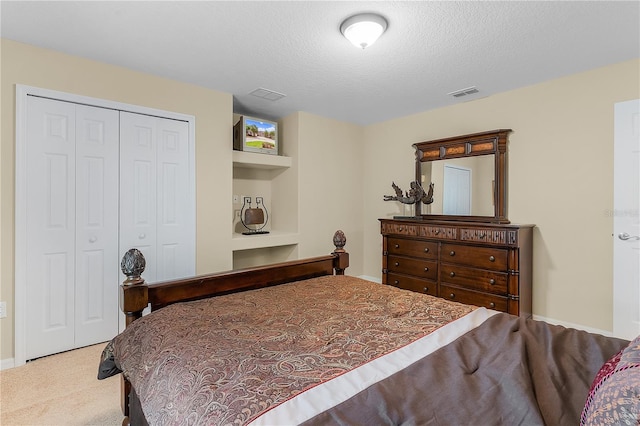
[
  {"xmin": 362, "ymin": 59, "xmax": 640, "ymax": 333},
  {"xmin": 297, "ymin": 112, "xmax": 364, "ymax": 275},
  {"xmin": 1, "ymin": 39, "xmax": 233, "ymax": 360}
]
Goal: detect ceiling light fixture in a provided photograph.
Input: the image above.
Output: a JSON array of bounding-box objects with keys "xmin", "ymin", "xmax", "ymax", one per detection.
[{"xmin": 340, "ymin": 13, "xmax": 388, "ymax": 49}]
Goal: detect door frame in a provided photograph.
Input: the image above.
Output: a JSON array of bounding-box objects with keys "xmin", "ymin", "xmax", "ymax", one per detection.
[{"xmin": 14, "ymin": 84, "xmax": 196, "ymax": 366}]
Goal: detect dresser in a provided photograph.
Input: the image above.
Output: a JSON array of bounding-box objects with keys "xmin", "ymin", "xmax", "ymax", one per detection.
[{"xmin": 381, "ymin": 218, "xmax": 534, "ymax": 317}]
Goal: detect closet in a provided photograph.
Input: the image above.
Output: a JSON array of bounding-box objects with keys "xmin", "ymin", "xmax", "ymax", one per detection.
[{"xmin": 19, "ymin": 93, "xmax": 195, "ymax": 361}]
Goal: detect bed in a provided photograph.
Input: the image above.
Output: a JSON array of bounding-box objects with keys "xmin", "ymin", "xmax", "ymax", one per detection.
[{"xmin": 99, "ymin": 231, "xmax": 639, "ymax": 426}]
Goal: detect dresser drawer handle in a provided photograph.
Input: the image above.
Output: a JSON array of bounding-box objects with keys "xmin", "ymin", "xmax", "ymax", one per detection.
[
  {"xmin": 423, "ymin": 286, "xmax": 429, "ymax": 292},
  {"xmin": 395, "ymin": 244, "xmax": 400, "ymax": 249},
  {"xmin": 398, "ymin": 227, "xmax": 404, "ymax": 232},
  {"xmin": 424, "ymin": 247, "xmax": 430, "ymax": 253},
  {"xmin": 489, "ymin": 255, "xmax": 496, "ymax": 262},
  {"xmin": 424, "ymin": 267, "xmax": 430, "ymax": 272},
  {"xmin": 394, "ymin": 280, "xmax": 399, "ymax": 285},
  {"xmin": 394, "ymin": 262, "xmax": 400, "ymax": 267},
  {"xmin": 489, "ymin": 278, "xmax": 495, "ymax": 285},
  {"xmin": 449, "ymin": 271, "xmax": 455, "ymax": 277},
  {"xmin": 489, "ymin": 302, "xmax": 496, "ymax": 309},
  {"xmin": 434, "ymin": 229, "xmax": 440, "ymax": 235},
  {"xmin": 449, "ymin": 250, "xmax": 455, "ymax": 256},
  {"xmin": 449, "ymin": 293, "xmax": 455, "ymax": 299}
]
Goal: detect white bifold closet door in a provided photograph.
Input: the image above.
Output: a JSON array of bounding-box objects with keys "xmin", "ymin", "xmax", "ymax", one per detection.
[
  {"xmin": 23, "ymin": 97, "xmax": 194, "ymax": 360},
  {"xmin": 119, "ymin": 112, "xmax": 192, "ymax": 286},
  {"xmin": 25, "ymin": 96, "xmax": 119, "ymax": 360}
]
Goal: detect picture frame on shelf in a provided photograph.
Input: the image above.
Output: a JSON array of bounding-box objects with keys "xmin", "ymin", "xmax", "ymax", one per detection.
[{"xmin": 233, "ymin": 116, "xmax": 278, "ymax": 155}]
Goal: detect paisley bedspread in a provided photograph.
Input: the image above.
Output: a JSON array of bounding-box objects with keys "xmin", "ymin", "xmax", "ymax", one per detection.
[{"xmin": 106, "ymin": 275, "xmax": 475, "ymax": 425}]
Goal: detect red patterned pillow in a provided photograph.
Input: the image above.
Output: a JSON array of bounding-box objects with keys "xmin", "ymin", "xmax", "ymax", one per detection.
[{"xmin": 581, "ymin": 335, "xmax": 640, "ymax": 426}]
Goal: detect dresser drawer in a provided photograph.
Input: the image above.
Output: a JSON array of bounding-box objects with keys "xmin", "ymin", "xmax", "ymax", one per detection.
[
  {"xmin": 441, "ymin": 243, "xmax": 508, "ymax": 270},
  {"xmin": 387, "ymin": 273, "xmax": 437, "ymax": 296},
  {"xmin": 388, "ymin": 256, "xmax": 438, "ymax": 280},
  {"xmin": 440, "ymin": 284, "xmax": 508, "ymax": 312},
  {"xmin": 439, "ymin": 264, "xmax": 508, "ymax": 295},
  {"xmin": 387, "ymin": 237, "xmax": 438, "ymax": 259},
  {"xmin": 381, "ymin": 222, "xmax": 418, "ymax": 236}
]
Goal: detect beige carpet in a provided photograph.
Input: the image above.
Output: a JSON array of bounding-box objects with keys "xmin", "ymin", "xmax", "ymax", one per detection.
[{"xmin": 0, "ymin": 343, "xmax": 123, "ymax": 425}]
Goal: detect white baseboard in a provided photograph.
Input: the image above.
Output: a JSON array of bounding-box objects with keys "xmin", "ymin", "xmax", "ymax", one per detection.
[
  {"xmin": 1, "ymin": 357, "xmax": 16, "ymax": 370},
  {"xmin": 532, "ymin": 315, "xmax": 613, "ymax": 337},
  {"xmin": 358, "ymin": 275, "xmax": 382, "ymax": 284}
]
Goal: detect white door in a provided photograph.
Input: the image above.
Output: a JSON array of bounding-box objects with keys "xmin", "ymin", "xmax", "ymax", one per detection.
[
  {"xmin": 119, "ymin": 112, "xmax": 193, "ymax": 286},
  {"xmin": 24, "ymin": 97, "xmax": 119, "ymax": 359},
  {"xmin": 613, "ymin": 99, "xmax": 640, "ymax": 340},
  {"xmin": 120, "ymin": 112, "xmax": 159, "ymax": 283},
  {"xmin": 74, "ymin": 104, "xmax": 120, "ymax": 347},
  {"xmin": 156, "ymin": 117, "xmax": 193, "ymax": 280},
  {"xmin": 25, "ymin": 97, "xmax": 77, "ymax": 359},
  {"xmin": 443, "ymin": 165, "xmax": 471, "ymax": 215}
]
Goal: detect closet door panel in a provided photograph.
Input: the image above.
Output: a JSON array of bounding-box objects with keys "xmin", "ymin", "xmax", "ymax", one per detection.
[
  {"xmin": 74, "ymin": 105, "xmax": 119, "ymax": 347},
  {"xmin": 25, "ymin": 96, "xmax": 76, "ymax": 359},
  {"xmin": 120, "ymin": 112, "xmax": 158, "ymax": 283},
  {"xmin": 157, "ymin": 118, "xmax": 192, "ymax": 280}
]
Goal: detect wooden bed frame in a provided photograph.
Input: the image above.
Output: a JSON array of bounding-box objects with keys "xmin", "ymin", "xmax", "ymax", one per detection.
[{"xmin": 117, "ymin": 230, "xmax": 349, "ymax": 425}]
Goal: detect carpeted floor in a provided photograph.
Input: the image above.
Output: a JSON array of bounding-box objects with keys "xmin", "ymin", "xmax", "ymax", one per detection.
[{"xmin": 0, "ymin": 343, "xmax": 122, "ymax": 425}]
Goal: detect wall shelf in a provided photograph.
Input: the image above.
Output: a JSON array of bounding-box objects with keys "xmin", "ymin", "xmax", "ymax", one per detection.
[
  {"xmin": 233, "ymin": 151, "xmax": 292, "ymax": 170},
  {"xmin": 231, "ymin": 230, "xmax": 299, "ymax": 251},
  {"xmin": 232, "ymin": 115, "xmax": 297, "ymax": 267}
]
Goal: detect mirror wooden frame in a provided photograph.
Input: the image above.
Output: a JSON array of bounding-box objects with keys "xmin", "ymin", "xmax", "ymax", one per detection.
[{"xmin": 413, "ymin": 129, "xmax": 512, "ymax": 223}]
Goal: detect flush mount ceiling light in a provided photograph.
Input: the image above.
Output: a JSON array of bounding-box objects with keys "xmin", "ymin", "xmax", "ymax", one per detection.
[{"xmin": 340, "ymin": 13, "xmax": 388, "ymax": 49}]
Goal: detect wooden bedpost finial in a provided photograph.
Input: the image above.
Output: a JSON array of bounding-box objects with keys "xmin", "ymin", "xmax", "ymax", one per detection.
[
  {"xmin": 121, "ymin": 248, "xmax": 146, "ymax": 286},
  {"xmin": 333, "ymin": 230, "xmax": 346, "ymax": 253},
  {"xmin": 120, "ymin": 249, "xmax": 148, "ymax": 328},
  {"xmin": 332, "ymin": 230, "xmax": 349, "ymax": 275}
]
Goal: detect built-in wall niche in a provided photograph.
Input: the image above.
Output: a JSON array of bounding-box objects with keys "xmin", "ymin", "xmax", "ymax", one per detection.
[
  {"xmin": 231, "ymin": 149, "xmax": 298, "ymax": 253},
  {"xmin": 232, "ymin": 170, "xmax": 273, "ymax": 234},
  {"xmin": 231, "ymin": 112, "xmax": 298, "ymax": 264},
  {"xmin": 232, "ymin": 245, "xmax": 299, "ymax": 269}
]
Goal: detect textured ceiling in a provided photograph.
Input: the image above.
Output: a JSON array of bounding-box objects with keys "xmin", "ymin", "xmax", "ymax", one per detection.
[{"xmin": 1, "ymin": 1, "xmax": 639, "ymax": 125}]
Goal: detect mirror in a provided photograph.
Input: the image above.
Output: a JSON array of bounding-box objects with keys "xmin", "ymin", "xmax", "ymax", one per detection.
[
  {"xmin": 414, "ymin": 129, "xmax": 511, "ymax": 223},
  {"xmin": 420, "ymin": 155, "xmax": 495, "ymax": 216}
]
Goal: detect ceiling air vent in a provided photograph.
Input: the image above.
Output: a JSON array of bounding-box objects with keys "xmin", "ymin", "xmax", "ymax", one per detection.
[
  {"xmin": 448, "ymin": 86, "xmax": 479, "ymax": 98},
  {"xmin": 249, "ymin": 87, "xmax": 286, "ymax": 101}
]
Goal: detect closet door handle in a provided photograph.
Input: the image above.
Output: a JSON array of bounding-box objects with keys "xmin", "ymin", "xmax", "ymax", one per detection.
[
  {"xmin": 138, "ymin": 233, "xmax": 146, "ymax": 240},
  {"xmin": 89, "ymin": 236, "xmax": 97, "ymax": 243}
]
